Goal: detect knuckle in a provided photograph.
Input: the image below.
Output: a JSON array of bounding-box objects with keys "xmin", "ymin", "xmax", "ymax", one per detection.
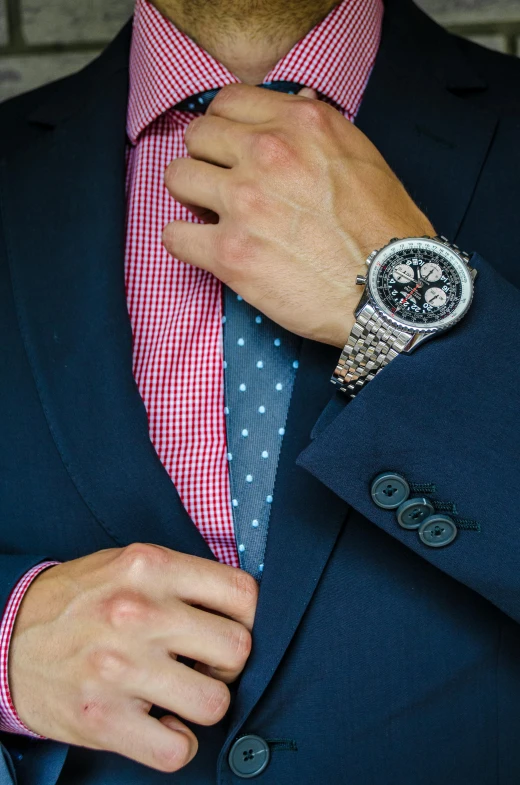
[
  {"xmin": 199, "ymin": 681, "xmax": 231, "ymax": 724},
  {"xmin": 88, "ymin": 648, "xmax": 133, "ymax": 684},
  {"xmin": 230, "ymin": 569, "xmax": 259, "ymax": 613},
  {"xmin": 253, "ymin": 130, "xmax": 293, "ymax": 168},
  {"xmin": 210, "ymin": 84, "xmax": 236, "ymax": 113},
  {"xmin": 184, "ymin": 115, "xmax": 204, "ymax": 144},
  {"xmin": 232, "ymin": 180, "xmax": 268, "ymax": 216},
  {"xmin": 102, "ymin": 590, "xmax": 151, "ymax": 629},
  {"xmin": 226, "ymin": 623, "xmax": 252, "ymax": 669},
  {"xmin": 164, "ymin": 158, "xmax": 185, "ymax": 190},
  {"xmin": 217, "ymin": 230, "xmax": 254, "ymax": 270},
  {"xmin": 116, "ymin": 542, "xmax": 169, "ymax": 581},
  {"xmin": 295, "ymin": 98, "xmax": 328, "ymax": 128}
]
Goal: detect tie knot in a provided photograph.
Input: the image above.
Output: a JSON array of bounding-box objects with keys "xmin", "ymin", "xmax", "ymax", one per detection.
[{"xmin": 174, "ymin": 80, "xmax": 305, "ymax": 113}]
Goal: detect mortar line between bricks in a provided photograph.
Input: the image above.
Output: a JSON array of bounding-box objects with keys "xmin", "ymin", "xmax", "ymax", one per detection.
[
  {"xmin": 0, "ymin": 40, "xmax": 109, "ymax": 55},
  {"xmin": 448, "ymin": 20, "xmax": 520, "ymax": 37},
  {"xmin": 0, "ymin": 20, "xmax": 518, "ymax": 59},
  {"xmin": 5, "ymin": 0, "xmax": 24, "ymax": 47}
]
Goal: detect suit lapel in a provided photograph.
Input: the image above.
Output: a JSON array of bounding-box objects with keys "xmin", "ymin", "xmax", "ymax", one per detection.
[
  {"xmin": 0, "ymin": 24, "xmax": 214, "ymax": 559},
  {"xmin": 353, "ymin": 0, "xmax": 497, "ymax": 242},
  {"xmin": 225, "ymin": 0, "xmax": 498, "ymax": 740}
]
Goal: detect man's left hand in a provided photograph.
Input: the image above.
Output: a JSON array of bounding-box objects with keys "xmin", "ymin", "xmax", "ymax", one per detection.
[{"xmin": 162, "ymin": 84, "xmax": 435, "ymax": 348}]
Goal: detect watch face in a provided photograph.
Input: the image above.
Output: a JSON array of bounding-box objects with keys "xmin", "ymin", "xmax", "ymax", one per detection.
[{"xmin": 368, "ymin": 238, "xmax": 473, "ymax": 330}]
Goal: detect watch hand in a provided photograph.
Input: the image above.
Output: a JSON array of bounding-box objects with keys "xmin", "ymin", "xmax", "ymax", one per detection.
[
  {"xmin": 391, "ymin": 281, "xmax": 422, "ymax": 314},
  {"xmin": 399, "ymin": 282, "xmax": 422, "ymax": 306}
]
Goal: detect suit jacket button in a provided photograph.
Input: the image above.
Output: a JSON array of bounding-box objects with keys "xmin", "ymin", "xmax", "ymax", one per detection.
[
  {"xmin": 371, "ymin": 472, "xmax": 410, "ymax": 509},
  {"xmin": 418, "ymin": 515, "xmax": 458, "ymax": 547},
  {"xmin": 228, "ymin": 735, "xmax": 270, "ymax": 778},
  {"xmin": 396, "ymin": 497, "xmax": 435, "ymax": 529}
]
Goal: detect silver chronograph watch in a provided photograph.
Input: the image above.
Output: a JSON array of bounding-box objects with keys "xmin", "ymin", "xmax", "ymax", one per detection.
[{"xmin": 331, "ymin": 235, "xmax": 477, "ymax": 398}]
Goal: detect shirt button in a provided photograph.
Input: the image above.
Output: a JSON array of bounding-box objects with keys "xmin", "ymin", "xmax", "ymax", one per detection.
[
  {"xmin": 396, "ymin": 497, "xmax": 435, "ymax": 530},
  {"xmin": 228, "ymin": 735, "xmax": 270, "ymax": 779},
  {"xmin": 371, "ymin": 472, "xmax": 410, "ymax": 509},
  {"xmin": 418, "ymin": 515, "xmax": 458, "ymax": 548}
]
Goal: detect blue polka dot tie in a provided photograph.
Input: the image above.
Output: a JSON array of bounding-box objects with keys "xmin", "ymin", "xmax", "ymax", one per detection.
[
  {"xmin": 176, "ymin": 82, "xmax": 304, "ymax": 581},
  {"xmin": 174, "ymin": 81, "xmax": 305, "ymax": 114},
  {"xmin": 223, "ymin": 292, "xmax": 300, "ymax": 582}
]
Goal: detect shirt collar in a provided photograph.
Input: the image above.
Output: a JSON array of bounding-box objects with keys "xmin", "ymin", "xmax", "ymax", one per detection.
[{"xmin": 127, "ymin": 0, "xmax": 383, "ymax": 144}]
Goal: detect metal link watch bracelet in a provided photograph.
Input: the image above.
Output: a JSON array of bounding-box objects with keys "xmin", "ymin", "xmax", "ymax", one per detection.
[{"xmin": 331, "ymin": 235, "xmax": 476, "ymax": 398}]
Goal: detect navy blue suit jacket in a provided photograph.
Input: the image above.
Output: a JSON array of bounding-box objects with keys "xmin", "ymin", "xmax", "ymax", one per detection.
[{"xmin": 1, "ymin": 0, "xmax": 519, "ymax": 782}]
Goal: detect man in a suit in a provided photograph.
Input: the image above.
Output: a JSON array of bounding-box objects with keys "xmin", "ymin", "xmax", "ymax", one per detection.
[{"xmin": 1, "ymin": 0, "xmax": 519, "ymax": 781}]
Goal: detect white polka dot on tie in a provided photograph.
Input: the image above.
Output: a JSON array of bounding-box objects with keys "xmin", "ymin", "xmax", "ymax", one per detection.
[
  {"xmin": 246, "ymin": 474, "xmax": 253, "ymax": 483},
  {"xmin": 224, "ymin": 406, "xmax": 229, "ymax": 415},
  {"xmin": 255, "ymin": 315, "xmax": 262, "ymax": 324},
  {"xmin": 237, "ymin": 295, "xmax": 243, "ymax": 301},
  {"xmin": 239, "ymin": 383, "xmax": 246, "ymax": 392},
  {"xmin": 252, "ymin": 519, "xmax": 259, "ymax": 528},
  {"xmin": 293, "ymin": 360, "xmax": 299, "ymax": 369},
  {"xmin": 238, "ymin": 543, "xmax": 245, "ymax": 552},
  {"xmin": 275, "ymin": 383, "xmax": 283, "ymax": 391},
  {"xmin": 266, "ymin": 495, "xmax": 273, "ymax": 503},
  {"xmin": 274, "ymin": 338, "xmax": 281, "ymax": 347},
  {"xmin": 278, "ymin": 427, "xmax": 285, "ymax": 435},
  {"xmin": 223, "ymin": 360, "xmax": 228, "ymax": 369},
  {"xmin": 241, "ymin": 429, "xmax": 249, "ymax": 437},
  {"xmin": 259, "ymin": 563, "xmax": 264, "ymax": 572},
  {"xmin": 237, "ymin": 338, "xmax": 245, "ymax": 346},
  {"xmin": 222, "ymin": 315, "xmax": 226, "ymax": 324},
  {"xmin": 258, "ymin": 405, "xmax": 266, "ymax": 414},
  {"xmin": 261, "ymin": 451, "xmax": 269, "ymax": 459},
  {"xmin": 227, "ymin": 452, "xmax": 233, "ymax": 461},
  {"xmin": 256, "ymin": 361, "xmax": 264, "ymax": 369},
  {"xmin": 232, "ymin": 499, "xmax": 239, "ymax": 507}
]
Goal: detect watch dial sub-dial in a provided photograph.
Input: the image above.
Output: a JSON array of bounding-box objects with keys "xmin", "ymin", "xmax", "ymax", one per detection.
[
  {"xmin": 375, "ymin": 248, "xmax": 463, "ymax": 325},
  {"xmin": 393, "ymin": 263, "xmax": 415, "ymax": 283},
  {"xmin": 420, "ymin": 262, "xmax": 442, "ymax": 282},
  {"xmin": 424, "ymin": 287, "xmax": 447, "ymax": 307}
]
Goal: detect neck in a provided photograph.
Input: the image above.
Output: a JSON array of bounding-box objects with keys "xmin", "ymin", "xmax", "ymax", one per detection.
[{"xmin": 150, "ymin": 0, "xmax": 341, "ymax": 84}]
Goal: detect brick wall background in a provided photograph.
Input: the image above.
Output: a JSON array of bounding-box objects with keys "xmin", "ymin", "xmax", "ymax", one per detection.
[{"xmin": 0, "ymin": 0, "xmax": 519, "ymax": 102}]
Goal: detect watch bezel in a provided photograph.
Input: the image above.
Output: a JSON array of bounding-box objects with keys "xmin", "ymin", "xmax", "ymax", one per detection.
[{"xmin": 366, "ymin": 237, "xmax": 474, "ymax": 333}]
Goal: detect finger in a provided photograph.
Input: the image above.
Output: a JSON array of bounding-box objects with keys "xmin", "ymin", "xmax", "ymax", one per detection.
[
  {"xmin": 108, "ymin": 710, "xmax": 197, "ymax": 773},
  {"xmin": 160, "ymin": 602, "xmax": 252, "ymax": 683},
  {"xmin": 185, "ymin": 115, "xmax": 248, "ymax": 168},
  {"xmin": 162, "ymin": 220, "xmax": 217, "ymax": 273},
  {"xmin": 154, "ymin": 549, "xmax": 259, "ymax": 631},
  {"xmin": 207, "ymin": 82, "xmax": 298, "ymax": 124},
  {"xmin": 298, "ymin": 87, "xmax": 318, "ymax": 99},
  {"xmin": 164, "ymin": 157, "xmax": 229, "ymax": 215},
  {"xmin": 135, "ymin": 657, "xmax": 231, "ymax": 726}
]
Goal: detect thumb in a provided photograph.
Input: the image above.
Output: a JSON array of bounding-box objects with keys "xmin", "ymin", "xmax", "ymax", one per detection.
[{"xmin": 298, "ymin": 87, "xmax": 318, "ymax": 99}]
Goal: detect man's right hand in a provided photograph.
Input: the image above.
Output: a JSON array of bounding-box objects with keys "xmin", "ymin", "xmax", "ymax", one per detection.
[{"xmin": 9, "ymin": 544, "xmax": 258, "ymax": 773}]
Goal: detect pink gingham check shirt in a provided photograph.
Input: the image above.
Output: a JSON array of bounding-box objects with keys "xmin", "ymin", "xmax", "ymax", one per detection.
[{"xmin": 0, "ymin": 0, "xmax": 383, "ymax": 736}]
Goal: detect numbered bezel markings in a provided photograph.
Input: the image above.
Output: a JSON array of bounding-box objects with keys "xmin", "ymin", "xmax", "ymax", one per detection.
[{"xmin": 368, "ymin": 238, "xmax": 473, "ymax": 331}]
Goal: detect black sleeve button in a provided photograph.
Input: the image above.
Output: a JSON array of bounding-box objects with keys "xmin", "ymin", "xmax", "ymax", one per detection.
[
  {"xmin": 228, "ymin": 735, "xmax": 271, "ymax": 778},
  {"xmin": 418, "ymin": 515, "xmax": 458, "ymax": 548},
  {"xmin": 371, "ymin": 472, "xmax": 410, "ymax": 509},
  {"xmin": 396, "ymin": 497, "xmax": 435, "ymax": 530}
]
